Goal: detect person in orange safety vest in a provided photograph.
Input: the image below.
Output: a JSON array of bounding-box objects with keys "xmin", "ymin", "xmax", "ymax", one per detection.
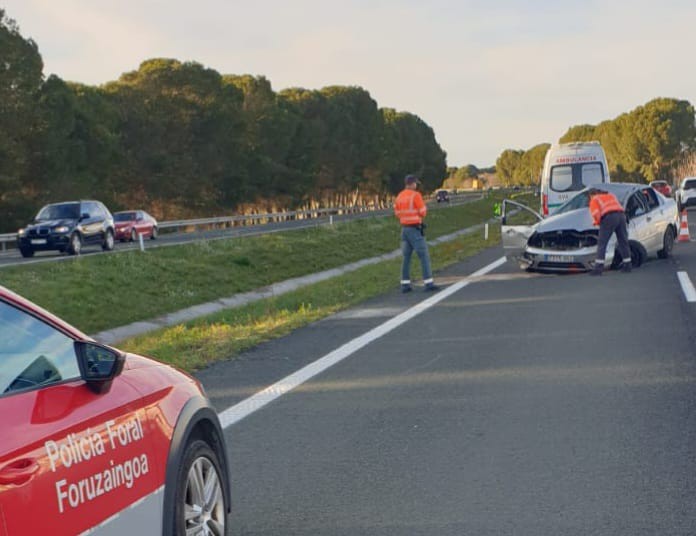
[
  {"xmin": 394, "ymin": 175, "xmax": 439, "ymax": 292},
  {"xmin": 588, "ymin": 187, "xmax": 631, "ymax": 276}
]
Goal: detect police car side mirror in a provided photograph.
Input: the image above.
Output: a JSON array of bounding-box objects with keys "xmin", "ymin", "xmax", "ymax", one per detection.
[{"xmin": 74, "ymin": 341, "xmax": 126, "ymax": 394}]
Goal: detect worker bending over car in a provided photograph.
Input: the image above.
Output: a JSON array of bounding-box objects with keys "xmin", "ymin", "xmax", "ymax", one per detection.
[{"xmin": 588, "ymin": 187, "xmax": 632, "ymax": 276}]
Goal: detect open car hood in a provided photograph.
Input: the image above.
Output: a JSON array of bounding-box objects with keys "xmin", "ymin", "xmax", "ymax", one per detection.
[{"xmin": 536, "ymin": 208, "xmax": 595, "ymax": 233}]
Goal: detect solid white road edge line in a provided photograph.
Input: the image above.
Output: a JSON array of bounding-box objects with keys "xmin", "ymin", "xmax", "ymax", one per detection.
[
  {"xmin": 217, "ymin": 255, "xmax": 508, "ymax": 429},
  {"xmin": 677, "ymin": 271, "xmax": 696, "ymax": 302}
]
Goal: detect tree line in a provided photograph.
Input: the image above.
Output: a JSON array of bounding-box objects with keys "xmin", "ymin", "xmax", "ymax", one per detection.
[
  {"xmin": 441, "ymin": 164, "xmax": 496, "ymax": 190},
  {"xmin": 0, "ymin": 10, "xmax": 447, "ymax": 232},
  {"xmin": 495, "ymin": 98, "xmax": 696, "ymax": 187}
]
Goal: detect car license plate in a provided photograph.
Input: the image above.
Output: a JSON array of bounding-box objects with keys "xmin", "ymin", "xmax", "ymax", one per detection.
[
  {"xmin": 546, "ymin": 254, "xmax": 573, "ymax": 262},
  {"xmin": 31, "ymin": 239, "xmax": 47, "ymax": 245}
]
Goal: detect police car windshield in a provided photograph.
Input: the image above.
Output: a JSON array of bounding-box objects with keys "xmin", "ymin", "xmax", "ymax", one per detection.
[
  {"xmin": 683, "ymin": 180, "xmax": 696, "ymax": 190},
  {"xmin": 36, "ymin": 203, "xmax": 80, "ymax": 221}
]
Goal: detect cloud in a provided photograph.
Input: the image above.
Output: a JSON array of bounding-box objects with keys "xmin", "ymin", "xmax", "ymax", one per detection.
[
  {"xmin": 5, "ymin": 0, "xmax": 167, "ymax": 82},
  {"xmin": 3, "ymin": 0, "xmax": 696, "ymax": 165}
]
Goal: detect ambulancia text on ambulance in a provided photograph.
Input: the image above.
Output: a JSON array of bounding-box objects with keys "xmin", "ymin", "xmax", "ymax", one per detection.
[{"xmin": 540, "ymin": 141, "xmax": 610, "ymax": 216}]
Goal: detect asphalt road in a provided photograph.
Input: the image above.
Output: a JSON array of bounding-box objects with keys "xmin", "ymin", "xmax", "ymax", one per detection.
[
  {"xmin": 197, "ymin": 238, "xmax": 696, "ymax": 534},
  {"xmin": 0, "ymin": 195, "xmax": 480, "ymax": 268}
]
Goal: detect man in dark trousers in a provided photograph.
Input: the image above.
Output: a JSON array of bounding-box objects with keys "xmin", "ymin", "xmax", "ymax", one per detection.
[
  {"xmin": 394, "ymin": 175, "xmax": 439, "ymax": 292},
  {"xmin": 588, "ymin": 187, "xmax": 632, "ymax": 276}
]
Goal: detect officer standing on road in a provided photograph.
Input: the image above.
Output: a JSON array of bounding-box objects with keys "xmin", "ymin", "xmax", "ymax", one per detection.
[
  {"xmin": 394, "ymin": 175, "xmax": 439, "ymax": 292},
  {"xmin": 588, "ymin": 187, "xmax": 632, "ymax": 276}
]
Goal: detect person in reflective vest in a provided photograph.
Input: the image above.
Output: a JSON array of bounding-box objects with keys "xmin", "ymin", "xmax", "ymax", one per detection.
[
  {"xmin": 588, "ymin": 188, "xmax": 631, "ymax": 276},
  {"xmin": 394, "ymin": 175, "xmax": 439, "ymax": 292}
]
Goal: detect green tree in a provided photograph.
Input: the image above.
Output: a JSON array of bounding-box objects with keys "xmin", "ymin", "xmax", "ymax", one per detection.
[
  {"xmin": 380, "ymin": 108, "xmax": 447, "ymax": 193},
  {"xmin": 559, "ymin": 98, "xmax": 696, "ymax": 183},
  {"xmin": 104, "ymin": 59, "xmax": 247, "ymax": 214},
  {"xmin": 0, "ymin": 9, "xmax": 43, "ymax": 229},
  {"xmin": 559, "ymin": 124, "xmax": 596, "ymax": 143},
  {"xmin": 517, "ymin": 143, "xmax": 550, "ymax": 186},
  {"xmin": 224, "ymin": 75, "xmax": 300, "ymax": 199},
  {"xmin": 495, "ymin": 149, "xmax": 523, "ymax": 186}
]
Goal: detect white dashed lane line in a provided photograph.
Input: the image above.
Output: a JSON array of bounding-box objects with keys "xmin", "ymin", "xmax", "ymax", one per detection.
[
  {"xmin": 677, "ymin": 271, "xmax": 696, "ymax": 302},
  {"xmin": 217, "ymin": 256, "xmax": 508, "ymax": 429}
]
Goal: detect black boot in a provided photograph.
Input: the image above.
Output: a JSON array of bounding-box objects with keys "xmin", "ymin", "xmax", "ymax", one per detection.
[
  {"xmin": 621, "ymin": 261, "xmax": 632, "ymax": 273},
  {"xmin": 589, "ymin": 264, "xmax": 603, "ymax": 276}
]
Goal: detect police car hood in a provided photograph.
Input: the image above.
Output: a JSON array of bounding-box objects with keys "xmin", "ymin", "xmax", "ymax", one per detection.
[{"xmin": 536, "ymin": 209, "xmax": 595, "ymax": 233}]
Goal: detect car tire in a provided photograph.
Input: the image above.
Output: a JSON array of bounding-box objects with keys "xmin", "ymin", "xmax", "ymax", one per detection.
[
  {"xmin": 68, "ymin": 233, "xmax": 82, "ymax": 255},
  {"xmin": 630, "ymin": 242, "xmax": 644, "ymax": 268},
  {"xmin": 19, "ymin": 247, "xmax": 34, "ymax": 258},
  {"xmin": 657, "ymin": 227, "xmax": 676, "ymax": 259},
  {"xmin": 151, "ymin": 226, "xmax": 158, "ymax": 240},
  {"xmin": 611, "ymin": 242, "xmax": 644, "ymax": 269},
  {"xmin": 174, "ymin": 439, "xmax": 228, "ymax": 536},
  {"xmin": 102, "ymin": 229, "xmax": 115, "ymax": 251},
  {"xmin": 130, "ymin": 229, "xmax": 137, "ymax": 242}
]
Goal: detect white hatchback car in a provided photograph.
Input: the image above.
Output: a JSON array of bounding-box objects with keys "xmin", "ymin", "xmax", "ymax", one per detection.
[
  {"xmin": 676, "ymin": 176, "xmax": 696, "ymax": 211},
  {"xmin": 502, "ymin": 183, "xmax": 679, "ymax": 272}
]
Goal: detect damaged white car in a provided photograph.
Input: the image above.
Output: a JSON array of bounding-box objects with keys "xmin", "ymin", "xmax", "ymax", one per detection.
[{"xmin": 502, "ymin": 183, "xmax": 679, "ymax": 272}]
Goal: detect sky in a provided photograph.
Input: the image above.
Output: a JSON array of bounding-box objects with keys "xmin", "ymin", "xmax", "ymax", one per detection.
[{"xmin": 3, "ymin": 0, "xmax": 696, "ymax": 167}]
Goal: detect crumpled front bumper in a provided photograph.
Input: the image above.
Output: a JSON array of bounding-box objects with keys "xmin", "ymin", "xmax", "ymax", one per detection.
[{"xmin": 519, "ymin": 245, "xmax": 599, "ymax": 272}]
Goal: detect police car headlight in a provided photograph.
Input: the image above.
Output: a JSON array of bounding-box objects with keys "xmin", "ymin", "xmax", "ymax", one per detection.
[
  {"xmin": 54, "ymin": 226, "xmax": 70, "ymax": 233},
  {"xmin": 17, "ymin": 228, "xmax": 26, "ymax": 236}
]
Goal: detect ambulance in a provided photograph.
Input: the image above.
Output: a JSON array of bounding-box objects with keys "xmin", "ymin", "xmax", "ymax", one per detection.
[{"xmin": 540, "ymin": 141, "xmax": 610, "ymax": 216}]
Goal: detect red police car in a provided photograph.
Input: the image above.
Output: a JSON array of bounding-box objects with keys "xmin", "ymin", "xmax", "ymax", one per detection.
[{"xmin": 0, "ymin": 285, "xmax": 230, "ymax": 535}]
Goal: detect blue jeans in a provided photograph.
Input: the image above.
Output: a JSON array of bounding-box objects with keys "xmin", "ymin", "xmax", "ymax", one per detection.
[
  {"xmin": 401, "ymin": 226, "xmax": 433, "ymax": 285},
  {"xmin": 596, "ymin": 211, "xmax": 630, "ymax": 264}
]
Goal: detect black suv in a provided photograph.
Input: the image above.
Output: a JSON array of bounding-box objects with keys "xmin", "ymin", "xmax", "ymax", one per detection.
[
  {"xmin": 436, "ymin": 190, "xmax": 450, "ymax": 203},
  {"xmin": 17, "ymin": 201, "xmax": 115, "ymax": 257}
]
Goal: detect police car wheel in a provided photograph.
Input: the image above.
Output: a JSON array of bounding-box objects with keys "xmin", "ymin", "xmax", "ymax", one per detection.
[{"xmin": 175, "ymin": 439, "xmax": 228, "ymax": 536}]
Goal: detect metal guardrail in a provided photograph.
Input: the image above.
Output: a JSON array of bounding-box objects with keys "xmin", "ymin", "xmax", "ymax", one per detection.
[
  {"xmin": 0, "ymin": 233, "xmax": 15, "ymax": 252},
  {"xmin": 158, "ymin": 204, "xmax": 383, "ymax": 232},
  {"xmin": 0, "ymin": 205, "xmax": 386, "ymax": 251},
  {"xmin": 0, "ymin": 192, "xmax": 484, "ymax": 252}
]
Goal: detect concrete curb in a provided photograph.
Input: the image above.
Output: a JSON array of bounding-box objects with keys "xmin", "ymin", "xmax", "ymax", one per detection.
[{"xmin": 93, "ymin": 220, "xmax": 493, "ymax": 345}]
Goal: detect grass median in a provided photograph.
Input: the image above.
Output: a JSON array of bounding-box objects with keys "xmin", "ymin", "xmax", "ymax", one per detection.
[
  {"xmin": 119, "ymin": 224, "xmax": 503, "ymax": 371},
  {"xmin": 1, "ymin": 193, "xmax": 520, "ymax": 334}
]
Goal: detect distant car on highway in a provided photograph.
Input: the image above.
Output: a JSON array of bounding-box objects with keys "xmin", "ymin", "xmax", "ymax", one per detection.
[
  {"xmin": 501, "ymin": 183, "xmax": 678, "ymax": 272},
  {"xmin": 676, "ymin": 177, "xmax": 696, "ymax": 211},
  {"xmin": 649, "ymin": 180, "xmax": 672, "ymax": 198},
  {"xmin": 0, "ymin": 284, "xmax": 231, "ymax": 535},
  {"xmin": 113, "ymin": 210, "xmax": 159, "ymax": 242},
  {"xmin": 435, "ymin": 190, "xmax": 450, "ymax": 203},
  {"xmin": 17, "ymin": 200, "xmax": 115, "ymax": 258}
]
